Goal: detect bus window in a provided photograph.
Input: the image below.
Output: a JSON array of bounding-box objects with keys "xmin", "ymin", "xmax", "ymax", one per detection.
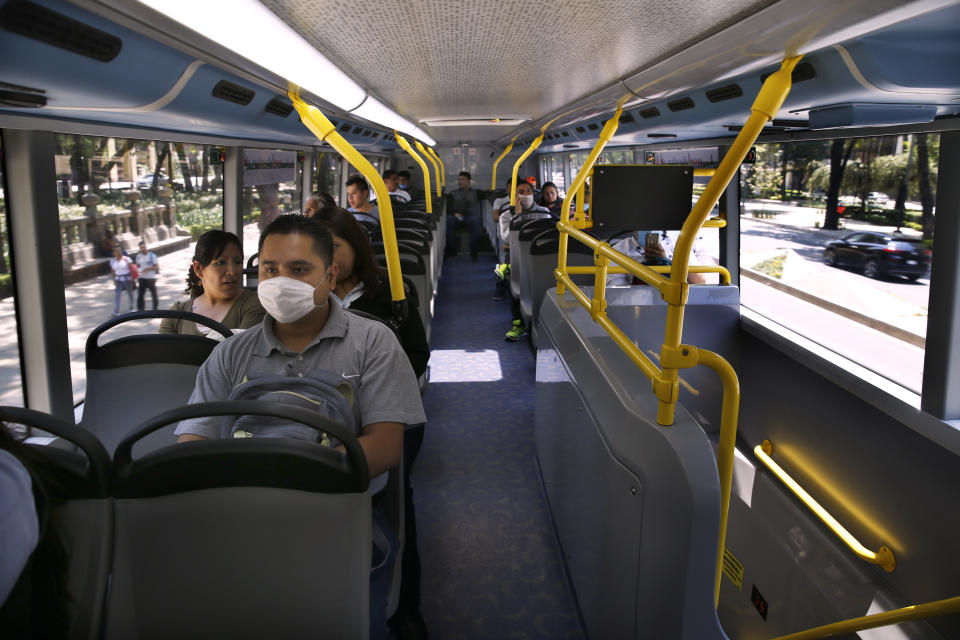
[
  {"xmin": 739, "ymin": 134, "xmax": 937, "ymax": 396},
  {"xmin": 56, "ymin": 135, "xmax": 225, "ymax": 403},
  {"xmin": 241, "ymin": 148, "xmax": 301, "ymax": 257},
  {"xmin": 0, "ymin": 135, "xmax": 23, "ymax": 407},
  {"xmin": 314, "ymin": 151, "xmax": 342, "ymax": 205},
  {"xmin": 598, "ymin": 149, "xmax": 635, "ymax": 165},
  {"xmin": 540, "ymin": 153, "xmax": 566, "ymax": 192}
]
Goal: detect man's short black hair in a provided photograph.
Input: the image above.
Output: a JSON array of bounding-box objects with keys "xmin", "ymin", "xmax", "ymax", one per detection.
[
  {"xmin": 259, "ymin": 214, "xmax": 334, "ymax": 268},
  {"xmin": 345, "ymin": 175, "xmax": 369, "ymax": 192},
  {"xmin": 459, "ymin": 171, "xmax": 471, "ymax": 180},
  {"xmin": 382, "ymin": 169, "xmax": 398, "ymax": 181},
  {"xmin": 398, "ymin": 170, "xmax": 411, "ymax": 179}
]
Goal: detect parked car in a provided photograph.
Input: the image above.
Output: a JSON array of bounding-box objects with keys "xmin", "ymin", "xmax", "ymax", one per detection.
[
  {"xmin": 823, "ymin": 232, "xmax": 930, "ymax": 280},
  {"xmin": 867, "ymin": 191, "xmax": 890, "ymax": 208},
  {"xmin": 136, "ymin": 173, "xmax": 168, "ymax": 189}
]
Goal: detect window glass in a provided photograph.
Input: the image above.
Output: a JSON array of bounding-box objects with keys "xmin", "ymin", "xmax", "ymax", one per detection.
[
  {"xmin": 739, "ymin": 134, "xmax": 936, "ymax": 394},
  {"xmin": 241, "ymin": 148, "xmax": 300, "ymax": 257},
  {"xmin": 56, "ymin": 135, "xmax": 225, "ymax": 403},
  {"xmin": 0, "ymin": 136, "xmax": 23, "ymax": 406},
  {"xmin": 598, "ymin": 149, "xmax": 635, "ymax": 165},
  {"xmin": 315, "ymin": 150, "xmax": 342, "ymax": 204}
]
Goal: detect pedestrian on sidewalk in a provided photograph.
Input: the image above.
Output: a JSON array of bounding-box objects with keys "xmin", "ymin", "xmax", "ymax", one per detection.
[
  {"xmin": 109, "ymin": 243, "xmax": 135, "ymax": 315},
  {"xmin": 135, "ymin": 241, "xmax": 160, "ymax": 311}
]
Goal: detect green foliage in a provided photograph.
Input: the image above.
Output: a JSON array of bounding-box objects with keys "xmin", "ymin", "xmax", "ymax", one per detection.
[
  {"xmin": 753, "ymin": 253, "xmax": 786, "ymax": 279},
  {"xmin": 743, "ymin": 144, "xmax": 782, "ymax": 198},
  {"xmin": 177, "ymin": 206, "xmax": 223, "ymax": 238}
]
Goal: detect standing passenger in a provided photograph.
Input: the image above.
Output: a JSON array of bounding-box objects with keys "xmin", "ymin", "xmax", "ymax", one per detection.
[
  {"xmin": 445, "ymin": 171, "xmax": 483, "ymax": 261},
  {"xmin": 135, "ymin": 241, "xmax": 160, "ymax": 311}
]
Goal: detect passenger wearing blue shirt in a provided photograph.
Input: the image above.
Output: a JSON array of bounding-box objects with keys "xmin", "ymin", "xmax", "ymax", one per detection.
[{"xmin": 346, "ymin": 175, "xmax": 380, "ymax": 226}]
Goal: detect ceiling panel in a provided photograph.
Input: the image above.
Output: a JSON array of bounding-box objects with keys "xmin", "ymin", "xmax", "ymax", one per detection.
[{"xmin": 261, "ymin": 0, "xmax": 776, "ymax": 142}]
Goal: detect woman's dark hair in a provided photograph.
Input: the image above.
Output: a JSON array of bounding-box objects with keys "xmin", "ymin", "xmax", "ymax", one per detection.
[
  {"xmin": 317, "ymin": 193, "xmax": 337, "ymax": 209},
  {"xmin": 540, "ymin": 181, "xmax": 559, "ymax": 203},
  {"xmin": 312, "ymin": 206, "xmax": 386, "ymax": 296},
  {"xmin": 185, "ymin": 230, "xmax": 242, "ymax": 296}
]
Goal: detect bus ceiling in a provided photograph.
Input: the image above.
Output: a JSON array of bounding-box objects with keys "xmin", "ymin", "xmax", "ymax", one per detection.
[{"xmin": 0, "ymin": 0, "xmax": 958, "ymax": 147}]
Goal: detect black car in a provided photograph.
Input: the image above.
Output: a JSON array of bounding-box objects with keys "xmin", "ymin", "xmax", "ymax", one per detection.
[{"xmin": 823, "ymin": 231, "xmax": 931, "ymax": 280}]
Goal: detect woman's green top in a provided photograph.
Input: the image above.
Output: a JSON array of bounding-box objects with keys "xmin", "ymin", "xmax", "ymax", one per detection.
[{"xmin": 158, "ymin": 289, "xmax": 265, "ymax": 336}]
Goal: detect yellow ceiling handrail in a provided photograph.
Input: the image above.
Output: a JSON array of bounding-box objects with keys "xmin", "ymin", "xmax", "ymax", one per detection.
[
  {"xmin": 425, "ymin": 146, "xmax": 445, "ymax": 189},
  {"xmin": 395, "ymin": 133, "xmax": 432, "ymax": 215},
  {"xmin": 509, "ymin": 135, "xmax": 544, "ymax": 206},
  {"xmin": 289, "ymin": 91, "xmax": 405, "ymax": 307},
  {"xmin": 770, "ymin": 594, "xmax": 960, "ymax": 640},
  {"xmin": 491, "ymin": 135, "xmax": 518, "ymax": 191},
  {"xmin": 415, "ymin": 140, "xmax": 442, "ymax": 198},
  {"xmin": 754, "ymin": 440, "xmax": 896, "ymax": 572}
]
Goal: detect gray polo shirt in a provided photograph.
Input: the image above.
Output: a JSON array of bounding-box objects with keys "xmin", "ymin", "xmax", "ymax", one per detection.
[{"xmin": 174, "ymin": 295, "xmax": 426, "ymax": 439}]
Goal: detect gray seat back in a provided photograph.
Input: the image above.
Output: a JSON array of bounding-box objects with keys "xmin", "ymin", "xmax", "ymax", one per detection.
[
  {"xmin": 106, "ymin": 401, "xmax": 372, "ymax": 640},
  {"xmin": 80, "ymin": 311, "xmax": 229, "ymax": 456},
  {"xmin": 526, "ymin": 234, "xmax": 595, "ymax": 345}
]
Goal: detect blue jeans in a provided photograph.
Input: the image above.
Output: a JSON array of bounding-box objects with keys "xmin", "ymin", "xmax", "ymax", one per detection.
[
  {"xmin": 446, "ymin": 214, "xmax": 483, "ymax": 255},
  {"xmin": 113, "ymin": 279, "xmax": 134, "ymax": 314}
]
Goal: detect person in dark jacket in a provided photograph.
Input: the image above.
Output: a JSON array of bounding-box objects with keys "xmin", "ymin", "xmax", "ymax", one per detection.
[{"xmin": 312, "ymin": 205, "xmax": 430, "ymax": 639}]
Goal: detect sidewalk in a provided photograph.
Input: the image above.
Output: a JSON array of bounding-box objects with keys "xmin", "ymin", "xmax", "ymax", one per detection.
[
  {"xmin": 742, "ymin": 200, "xmax": 923, "ymax": 237},
  {"xmin": 0, "ymin": 223, "xmax": 263, "ymax": 407}
]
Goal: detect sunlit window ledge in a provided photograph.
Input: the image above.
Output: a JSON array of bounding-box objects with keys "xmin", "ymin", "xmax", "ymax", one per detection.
[{"xmin": 740, "ymin": 308, "xmax": 960, "ymax": 456}]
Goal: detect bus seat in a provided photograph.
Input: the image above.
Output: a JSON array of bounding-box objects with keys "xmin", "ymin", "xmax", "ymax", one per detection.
[
  {"xmin": 1, "ymin": 407, "xmax": 113, "ymax": 640},
  {"xmin": 243, "ymin": 253, "xmax": 259, "ymax": 290},
  {"xmin": 525, "ymin": 232, "xmax": 594, "ymax": 346},
  {"xmin": 80, "ymin": 311, "xmax": 231, "ymax": 457},
  {"xmin": 374, "ymin": 251, "xmax": 432, "ymax": 345},
  {"xmin": 105, "ymin": 401, "xmax": 372, "ymax": 640},
  {"xmin": 508, "ymin": 213, "xmax": 553, "ymax": 300},
  {"xmin": 535, "ymin": 286, "xmax": 740, "ymax": 639}
]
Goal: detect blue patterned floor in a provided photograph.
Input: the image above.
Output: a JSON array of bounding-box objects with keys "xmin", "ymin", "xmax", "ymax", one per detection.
[{"xmin": 415, "ymin": 255, "xmax": 587, "ymax": 639}]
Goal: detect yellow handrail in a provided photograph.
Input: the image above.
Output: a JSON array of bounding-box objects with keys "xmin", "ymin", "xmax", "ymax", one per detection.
[
  {"xmin": 289, "ymin": 91, "xmax": 405, "ymax": 304},
  {"xmin": 567, "ymin": 264, "xmax": 732, "ymax": 284},
  {"xmin": 395, "ymin": 133, "xmax": 432, "ymax": 215},
  {"xmin": 754, "ymin": 440, "xmax": 896, "ymax": 572},
  {"xmin": 425, "ymin": 146, "xmax": 446, "ymax": 189},
  {"xmin": 415, "ymin": 140, "xmax": 442, "ymax": 198},
  {"xmin": 491, "ymin": 135, "xmax": 518, "ymax": 190},
  {"xmin": 509, "ymin": 135, "xmax": 544, "ymax": 206},
  {"xmin": 770, "ymin": 595, "xmax": 960, "ymax": 640}
]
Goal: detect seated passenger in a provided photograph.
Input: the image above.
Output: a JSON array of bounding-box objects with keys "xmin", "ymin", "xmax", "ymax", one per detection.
[
  {"xmin": 538, "ymin": 181, "xmax": 564, "ymax": 216},
  {"xmin": 383, "ymin": 170, "xmax": 411, "ymax": 203},
  {"xmin": 174, "ymin": 215, "xmax": 425, "ymax": 639},
  {"xmin": 346, "ymin": 176, "xmax": 380, "ymax": 226},
  {"xmin": 606, "ymin": 230, "xmax": 712, "ymax": 286},
  {"xmin": 444, "ymin": 171, "xmax": 483, "ymax": 261},
  {"xmin": 396, "ymin": 170, "xmax": 412, "ymax": 193},
  {"xmin": 497, "ymin": 181, "xmax": 552, "ymax": 342},
  {"xmin": 312, "ymin": 205, "xmax": 431, "ymax": 638},
  {"xmin": 491, "ymin": 178, "xmax": 512, "ymax": 218},
  {"xmin": 159, "ymin": 230, "xmax": 265, "ymax": 337},
  {"xmin": 304, "ymin": 193, "xmax": 336, "ymax": 216}
]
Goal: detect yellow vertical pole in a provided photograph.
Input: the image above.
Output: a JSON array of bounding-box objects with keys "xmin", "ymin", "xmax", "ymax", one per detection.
[
  {"xmin": 491, "ymin": 135, "xmax": 518, "ymax": 191},
  {"xmin": 509, "ymin": 135, "xmax": 545, "ymax": 206},
  {"xmin": 289, "ymin": 92, "xmax": 405, "ymax": 304},
  {"xmin": 415, "ymin": 140, "xmax": 441, "ymax": 198},
  {"xmin": 395, "ymin": 133, "xmax": 432, "ymax": 215},
  {"xmin": 426, "ymin": 146, "xmax": 446, "ymax": 189}
]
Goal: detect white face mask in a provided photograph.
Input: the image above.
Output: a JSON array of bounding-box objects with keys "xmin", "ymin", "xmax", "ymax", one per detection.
[
  {"xmin": 518, "ymin": 194, "xmax": 534, "ymax": 208},
  {"xmin": 258, "ymin": 273, "xmax": 328, "ymax": 324}
]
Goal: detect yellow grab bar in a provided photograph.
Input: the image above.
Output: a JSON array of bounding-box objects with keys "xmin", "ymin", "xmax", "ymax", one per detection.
[
  {"xmin": 754, "ymin": 440, "xmax": 896, "ymax": 572},
  {"xmin": 567, "ymin": 264, "xmax": 732, "ymax": 285},
  {"xmin": 289, "ymin": 91, "xmax": 405, "ymax": 305},
  {"xmin": 509, "ymin": 135, "xmax": 544, "ymax": 206},
  {"xmin": 694, "ymin": 168, "xmax": 716, "ymax": 177},
  {"xmin": 425, "ymin": 146, "xmax": 445, "ymax": 189},
  {"xmin": 395, "ymin": 133, "xmax": 432, "ymax": 215},
  {"xmin": 415, "ymin": 140, "xmax": 442, "ymax": 198},
  {"xmin": 770, "ymin": 594, "xmax": 960, "ymax": 640},
  {"xmin": 491, "ymin": 135, "xmax": 517, "ymax": 191}
]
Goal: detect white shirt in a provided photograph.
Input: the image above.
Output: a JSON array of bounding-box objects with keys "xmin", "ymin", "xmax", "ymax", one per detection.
[
  {"xmin": 136, "ymin": 251, "xmax": 158, "ymax": 280},
  {"xmin": 389, "ymin": 189, "xmax": 411, "ymax": 203},
  {"xmin": 606, "ymin": 231, "xmax": 711, "ymax": 286}
]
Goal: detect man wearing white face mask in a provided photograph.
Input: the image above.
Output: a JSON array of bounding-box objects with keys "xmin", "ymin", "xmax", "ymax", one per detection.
[{"xmin": 174, "ymin": 215, "xmax": 426, "ymax": 477}]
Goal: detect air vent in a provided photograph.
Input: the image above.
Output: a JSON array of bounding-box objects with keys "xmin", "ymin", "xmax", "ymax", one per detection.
[
  {"xmin": 667, "ymin": 97, "xmax": 695, "ymax": 112},
  {"xmin": 362, "ymin": 129, "xmax": 371, "ymax": 136},
  {"xmin": 648, "ymin": 133, "xmax": 677, "ymax": 138},
  {"xmin": 619, "ymin": 113, "xmax": 635, "ymax": 123},
  {"xmin": 562, "ymin": 131, "xmax": 570, "ymax": 137},
  {"xmin": 706, "ymin": 84, "xmax": 743, "ymax": 103},
  {"xmin": 639, "ymin": 107, "xmax": 660, "ymax": 119},
  {"xmin": 563, "ymin": 144, "xmax": 578, "ymax": 149},
  {"xmin": 264, "ymin": 96, "xmax": 293, "ymax": 117},
  {"xmin": 0, "ymin": 0, "xmax": 122, "ymax": 62},
  {"xmin": 352, "ymin": 126, "xmax": 363, "ymax": 134},
  {"xmin": 0, "ymin": 89, "xmax": 46, "ymax": 107},
  {"xmin": 762, "ymin": 62, "xmax": 816, "ymax": 84},
  {"xmin": 587, "ymin": 123, "xmax": 599, "ymax": 131},
  {"xmin": 211, "ymin": 80, "xmax": 254, "ymax": 105},
  {"xmin": 575, "ymin": 126, "xmax": 586, "ymax": 133},
  {"xmin": 340, "ymin": 123, "xmax": 351, "ymax": 132},
  {"xmin": 329, "ymin": 119, "xmax": 339, "ymax": 127},
  {"xmin": 370, "ymin": 133, "xmax": 379, "ymax": 139}
]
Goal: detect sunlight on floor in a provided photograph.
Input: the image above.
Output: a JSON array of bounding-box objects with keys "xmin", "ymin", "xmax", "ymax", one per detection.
[{"xmin": 429, "ymin": 349, "xmax": 504, "ymax": 382}]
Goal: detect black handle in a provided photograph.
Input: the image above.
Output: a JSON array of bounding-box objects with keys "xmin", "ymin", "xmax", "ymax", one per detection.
[
  {"xmin": 86, "ymin": 310, "xmax": 233, "ymax": 354},
  {"xmin": 113, "ymin": 400, "xmax": 369, "ymax": 489},
  {"xmin": 0, "ymin": 406, "xmax": 112, "ymax": 497}
]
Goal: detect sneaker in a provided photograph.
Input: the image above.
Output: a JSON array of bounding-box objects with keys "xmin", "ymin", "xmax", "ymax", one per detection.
[
  {"xmin": 504, "ymin": 319, "xmax": 526, "ymax": 342},
  {"xmin": 493, "ymin": 263, "xmax": 510, "ymax": 282}
]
